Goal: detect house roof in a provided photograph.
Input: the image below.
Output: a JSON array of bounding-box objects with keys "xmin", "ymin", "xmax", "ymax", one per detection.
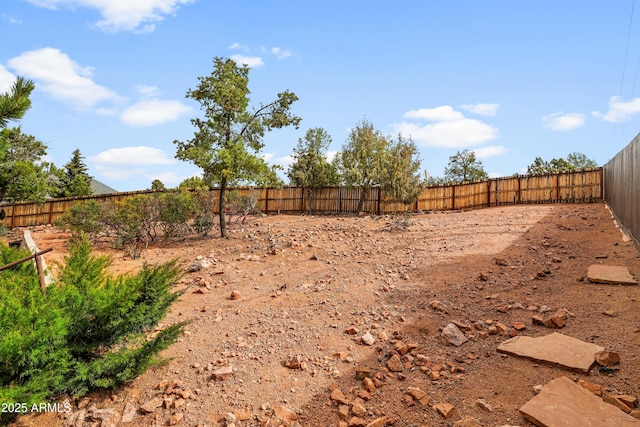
[{"xmin": 90, "ymin": 179, "xmax": 118, "ymax": 195}]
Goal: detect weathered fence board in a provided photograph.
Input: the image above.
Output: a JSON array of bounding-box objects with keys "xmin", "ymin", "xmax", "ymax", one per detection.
[{"xmin": 0, "ymin": 168, "xmax": 604, "ymax": 229}]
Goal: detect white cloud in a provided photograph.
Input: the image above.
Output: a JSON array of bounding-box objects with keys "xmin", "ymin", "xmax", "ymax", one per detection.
[
  {"xmin": 91, "ymin": 164, "xmax": 183, "ymax": 185},
  {"xmin": 230, "ymin": 54, "xmax": 264, "ymax": 68},
  {"xmin": 393, "ymin": 105, "xmax": 499, "ymax": 148},
  {"xmin": 404, "ymin": 106, "xmax": 464, "ymax": 121},
  {"xmin": 542, "ymin": 112, "xmax": 585, "ymax": 131},
  {"xmin": 95, "ymin": 107, "xmax": 119, "ymax": 116},
  {"xmin": 135, "ymin": 84, "xmax": 159, "ymax": 98},
  {"xmin": 2, "ymin": 14, "xmax": 22, "ymax": 24},
  {"xmin": 461, "ymin": 103, "xmax": 500, "ymax": 116},
  {"xmin": 146, "ymin": 170, "xmax": 184, "ymax": 186},
  {"xmin": 229, "ymin": 42, "xmax": 249, "ymax": 51},
  {"xmin": 90, "ymin": 146, "xmax": 174, "ymax": 166},
  {"xmin": 271, "ymin": 47, "xmax": 292, "ymax": 60},
  {"xmin": 0, "ymin": 65, "xmax": 16, "ymax": 92},
  {"xmin": 91, "ymin": 164, "xmax": 187, "ymax": 187},
  {"xmin": 121, "ymin": 99, "xmax": 191, "ymax": 126},
  {"xmin": 261, "ymin": 152, "xmax": 275, "ymax": 162},
  {"xmin": 592, "ymin": 96, "xmax": 640, "ymax": 123},
  {"xmin": 473, "ymin": 145, "xmax": 508, "ymax": 158},
  {"xmin": 7, "ymin": 47, "xmax": 120, "ymax": 108},
  {"xmin": 276, "ymin": 155, "xmax": 294, "ymax": 168},
  {"xmin": 25, "ymin": 0, "xmax": 194, "ymax": 33},
  {"xmin": 326, "ymin": 150, "xmax": 337, "ymax": 163}
]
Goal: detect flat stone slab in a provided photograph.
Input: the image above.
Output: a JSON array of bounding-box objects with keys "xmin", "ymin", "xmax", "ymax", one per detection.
[
  {"xmin": 497, "ymin": 332, "xmax": 604, "ymax": 372},
  {"xmin": 588, "ymin": 264, "xmax": 637, "ymax": 285},
  {"xmin": 520, "ymin": 376, "xmax": 640, "ymax": 427}
]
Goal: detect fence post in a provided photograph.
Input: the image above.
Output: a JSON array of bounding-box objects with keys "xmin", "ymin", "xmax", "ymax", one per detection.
[
  {"xmin": 451, "ymin": 186, "xmax": 456, "ymax": 210},
  {"xmin": 556, "ymin": 173, "xmax": 560, "ymax": 202},
  {"xmin": 265, "ymin": 188, "xmax": 270, "ymax": 214},
  {"xmin": 10, "ymin": 206, "xmax": 15, "ymax": 229},
  {"xmin": 377, "ymin": 188, "xmax": 381, "ymax": 215},
  {"xmin": 48, "ymin": 201, "xmax": 54, "ymax": 225},
  {"xmin": 487, "ymin": 180, "xmax": 492, "ymax": 207},
  {"xmin": 517, "ymin": 177, "xmax": 521, "ymax": 204}
]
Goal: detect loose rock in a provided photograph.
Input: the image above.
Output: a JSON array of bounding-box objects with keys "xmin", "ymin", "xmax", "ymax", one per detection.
[{"xmin": 442, "ymin": 323, "xmax": 468, "ymax": 347}]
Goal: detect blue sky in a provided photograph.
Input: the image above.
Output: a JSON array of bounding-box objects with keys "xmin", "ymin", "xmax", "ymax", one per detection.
[{"xmin": 1, "ymin": 1, "xmax": 639, "ymax": 191}]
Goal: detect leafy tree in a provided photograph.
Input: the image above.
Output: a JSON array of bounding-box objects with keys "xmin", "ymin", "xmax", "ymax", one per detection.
[
  {"xmin": 287, "ymin": 127, "xmax": 340, "ymax": 213},
  {"xmin": 566, "ymin": 152, "xmax": 598, "ymax": 169},
  {"xmin": 53, "ymin": 148, "xmax": 93, "ymax": 198},
  {"xmin": 527, "ymin": 152, "xmax": 597, "ymax": 175},
  {"xmin": 0, "ymin": 77, "xmax": 35, "ymax": 128},
  {"xmin": 0, "ymin": 127, "xmax": 51, "ymax": 203},
  {"xmin": 333, "ymin": 119, "xmax": 389, "ymax": 213},
  {"xmin": 526, "ymin": 157, "xmax": 550, "ymax": 175},
  {"xmin": 383, "ymin": 135, "xmax": 422, "ymax": 205},
  {"xmin": 174, "ymin": 57, "xmax": 300, "ymax": 238},
  {"xmin": 150, "ymin": 179, "xmax": 166, "ymax": 191},
  {"xmin": 444, "ymin": 149, "xmax": 488, "ymax": 183},
  {"xmin": 178, "ymin": 176, "xmax": 208, "ymax": 191}
]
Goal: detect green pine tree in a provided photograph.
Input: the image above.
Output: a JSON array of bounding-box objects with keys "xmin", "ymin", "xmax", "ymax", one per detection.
[
  {"xmin": 55, "ymin": 149, "xmax": 93, "ymax": 197},
  {"xmin": 0, "ymin": 77, "xmax": 35, "ymax": 129}
]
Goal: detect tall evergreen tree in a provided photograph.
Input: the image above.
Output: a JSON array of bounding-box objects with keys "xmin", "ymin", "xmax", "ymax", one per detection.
[{"xmin": 55, "ymin": 149, "xmax": 93, "ymax": 197}]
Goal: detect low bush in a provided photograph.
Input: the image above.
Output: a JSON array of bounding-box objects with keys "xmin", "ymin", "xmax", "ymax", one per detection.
[
  {"xmin": 225, "ymin": 190, "xmax": 261, "ymax": 224},
  {"xmin": 191, "ymin": 190, "xmax": 218, "ymax": 237},
  {"xmin": 0, "ymin": 234, "xmax": 185, "ymax": 424},
  {"xmin": 55, "ymin": 199, "xmax": 106, "ymax": 238},
  {"xmin": 157, "ymin": 191, "xmax": 192, "ymax": 241}
]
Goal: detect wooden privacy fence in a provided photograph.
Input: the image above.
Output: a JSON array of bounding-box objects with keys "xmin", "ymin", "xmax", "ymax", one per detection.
[
  {"xmin": 604, "ymin": 133, "xmax": 640, "ymax": 245},
  {"xmin": 0, "ymin": 168, "xmax": 603, "ymax": 229}
]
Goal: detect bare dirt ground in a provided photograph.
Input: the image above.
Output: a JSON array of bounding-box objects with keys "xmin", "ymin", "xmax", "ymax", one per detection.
[{"xmin": 9, "ymin": 202, "xmax": 640, "ymax": 427}]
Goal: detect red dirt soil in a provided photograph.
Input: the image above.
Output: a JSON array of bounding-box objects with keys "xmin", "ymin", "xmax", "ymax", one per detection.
[{"xmin": 8, "ymin": 202, "xmax": 640, "ymax": 427}]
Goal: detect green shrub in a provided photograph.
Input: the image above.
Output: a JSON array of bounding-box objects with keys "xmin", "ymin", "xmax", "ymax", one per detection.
[
  {"xmin": 108, "ymin": 195, "xmax": 160, "ymax": 258},
  {"xmin": 55, "ymin": 199, "xmax": 107, "ymax": 238},
  {"xmin": 191, "ymin": 190, "xmax": 217, "ymax": 237},
  {"xmin": 0, "ymin": 235, "xmax": 185, "ymax": 423},
  {"xmin": 225, "ymin": 190, "xmax": 261, "ymax": 224},
  {"xmin": 157, "ymin": 191, "xmax": 192, "ymax": 241}
]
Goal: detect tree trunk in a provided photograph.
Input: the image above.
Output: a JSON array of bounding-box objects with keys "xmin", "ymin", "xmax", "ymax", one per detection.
[
  {"xmin": 219, "ymin": 176, "xmax": 228, "ymax": 238},
  {"xmin": 306, "ymin": 188, "xmax": 312, "ymax": 214},
  {"xmin": 356, "ymin": 187, "xmax": 367, "ymax": 214}
]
